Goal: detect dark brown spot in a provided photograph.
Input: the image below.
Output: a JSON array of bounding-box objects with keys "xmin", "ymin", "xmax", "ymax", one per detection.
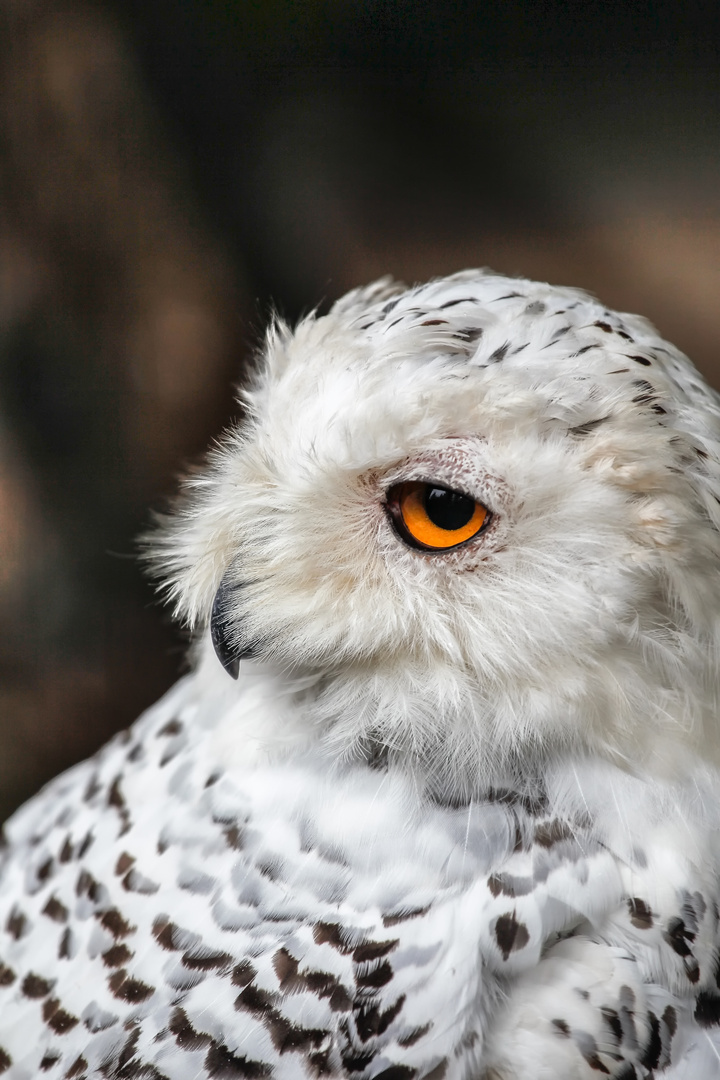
[
  {"xmin": 552, "ymin": 1018, "xmax": 570, "ymax": 1037},
  {"xmin": 353, "ymin": 939, "xmax": 398, "ymax": 963},
  {"xmin": 5, "ymin": 907, "xmax": 27, "ymax": 939},
  {"xmin": 494, "ymin": 912, "xmax": 530, "ymax": 960},
  {"xmin": 22, "ymin": 972, "xmax": 53, "ymax": 998},
  {"xmin": 108, "ymin": 777, "xmax": 131, "ymax": 835},
  {"xmin": 37, "ymin": 857, "xmax": 54, "ymax": 882},
  {"xmin": 98, "ymin": 907, "xmax": 135, "ymax": 939},
  {"xmin": 107, "ymin": 969, "xmax": 154, "ymax": 1003},
  {"xmin": 108, "ymin": 777, "xmax": 125, "ymax": 808},
  {"xmin": 236, "ymin": 984, "xmax": 276, "ymax": 1014},
  {"xmin": 628, "ymin": 897, "xmax": 654, "ymax": 929},
  {"xmin": 629, "ymin": 355, "xmax": 652, "ymax": 366},
  {"xmin": 65, "ymin": 1055, "xmax": 88, "ymax": 1077},
  {"xmin": 576, "ymin": 1031, "xmax": 611, "ymax": 1073},
  {"xmin": 663, "ymin": 1005, "xmax": 677, "ymax": 1039},
  {"xmin": 534, "ymin": 819, "xmax": 574, "ymax": 847},
  {"xmin": 601, "ymin": 1006, "xmax": 623, "ymax": 1043},
  {"xmin": 43, "ymin": 997, "xmax": 80, "ymax": 1034},
  {"xmin": 455, "ymin": 326, "xmax": 483, "ymax": 343},
  {"xmin": 313, "ymin": 922, "xmax": 354, "ymax": 953},
  {"xmin": 117, "ymin": 1027, "xmax": 140, "ymax": 1070},
  {"xmin": 205, "ymin": 1042, "xmax": 271, "ymax": 1077},
  {"xmin": 170, "ymin": 1007, "xmax": 211, "ymax": 1050},
  {"xmin": 58, "ymin": 928, "xmax": 73, "ymax": 959},
  {"xmin": 568, "ymin": 417, "xmax": 610, "ymax": 438},
  {"xmin": 182, "ymin": 948, "xmax": 232, "ymax": 971},
  {"xmin": 329, "ymin": 985, "xmax": 352, "ymax": 1011},
  {"xmin": 640, "ymin": 1010, "xmax": 661, "ymax": 1070},
  {"xmin": 489, "ymin": 342, "xmax": 509, "ymax": 363},
  {"xmin": 115, "ymin": 852, "xmax": 135, "ymax": 875},
  {"xmin": 273, "ymin": 1021, "xmax": 327, "ymax": 1055},
  {"xmin": 126, "ymin": 743, "xmax": 144, "ymax": 763},
  {"xmin": 420, "ymin": 319, "xmax": 448, "ymax": 326},
  {"xmin": 152, "ymin": 917, "xmax": 177, "ymax": 951},
  {"xmin": 158, "ymin": 718, "xmax": 183, "ymax": 736},
  {"xmin": 84, "ymin": 774, "xmax": 101, "ymax": 802},
  {"xmin": 122, "ymin": 868, "xmax": 159, "ymax": 894},
  {"xmin": 102, "ymin": 943, "xmax": 133, "ymax": 968},
  {"xmin": 695, "ymin": 991, "xmax": 720, "ymax": 1027},
  {"xmin": 663, "ymin": 916, "xmax": 694, "ymax": 957},
  {"xmin": 76, "ymin": 869, "xmax": 103, "ymax": 903},
  {"xmin": 59, "ymin": 837, "xmax": 74, "ymax": 863},
  {"xmin": 224, "ymin": 825, "xmax": 245, "ymax": 850},
  {"xmin": 308, "ymin": 1048, "xmax": 332, "ymax": 1076},
  {"xmin": 382, "ymin": 906, "xmax": 430, "ymax": 928},
  {"xmin": 571, "ymin": 344, "xmax": 598, "ymax": 356},
  {"xmin": 356, "ymin": 995, "xmax": 405, "ymax": 1041},
  {"xmin": 371, "ymin": 1068, "xmax": 416, "ymax": 1080},
  {"xmin": 0, "ymin": 1048, "xmax": 10, "ymax": 1074},
  {"xmin": 231, "ymin": 960, "xmax": 257, "ymax": 988},
  {"xmin": 487, "ymin": 875, "xmax": 505, "ymax": 897},
  {"xmin": 76, "ymin": 832, "xmax": 93, "ymax": 858},
  {"xmin": 43, "ymin": 896, "xmax": 69, "ymax": 922},
  {"xmin": 594, "ymin": 320, "xmax": 613, "ymax": 332},
  {"xmin": 0, "ymin": 963, "xmax": 16, "ymax": 987},
  {"xmin": 397, "ymin": 1024, "xmax": 431, "ymax": 1047},
  {"xmin": 439, "ymin": 297, "xmax": 476, "ymax": 309},
  {"xmin": 355, "ymin": 960, "xmax": 393, "ymax": 990},
  {"xmin": 236, "ymin": 984, "xmax": 328, "ymax": 1056},
  {"xmin": 272, "ymin": 948, "xmax": 300, "ymax": 989},
  {"xmin": 631, "ymin": 379, "xmax": 657, "ymax": 405},
  {"xmin": 40, "ymin": 1054, "xmax": 60, "ymax": 1071},
  {"xmin": 269, "ymin": 948, "xmax": 350, "ymax": 1005},
  {"xmin": 341, "ymin": 1050, "xmax": 374, "ymax": 1073}
]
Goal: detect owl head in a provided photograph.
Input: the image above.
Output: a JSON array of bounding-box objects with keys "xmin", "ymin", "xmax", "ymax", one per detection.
[{"xmin": 152, "ymin": 270, "xmax": 720, "ymax": 798}]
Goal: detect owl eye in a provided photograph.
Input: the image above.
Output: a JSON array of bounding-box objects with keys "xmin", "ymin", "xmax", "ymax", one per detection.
[{"xmin": 386, "ymin": 481, "xmax": 490, "ymax": 551}]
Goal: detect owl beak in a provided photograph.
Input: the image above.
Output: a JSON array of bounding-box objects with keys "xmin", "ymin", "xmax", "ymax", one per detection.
[{"xmin": 210, "ymin": 577, "xmax": 257, "ymax": 679}]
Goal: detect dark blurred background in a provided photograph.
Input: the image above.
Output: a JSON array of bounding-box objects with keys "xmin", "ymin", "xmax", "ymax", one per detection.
[{"xmin": 0, "ymin": 0, "xmax": 718, "ymax": 820}]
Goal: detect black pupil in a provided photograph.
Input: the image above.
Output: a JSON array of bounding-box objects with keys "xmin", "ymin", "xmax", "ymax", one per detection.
[{"xmin": 424, "ymin": 486, "xmax": 475, "ymax": 531}]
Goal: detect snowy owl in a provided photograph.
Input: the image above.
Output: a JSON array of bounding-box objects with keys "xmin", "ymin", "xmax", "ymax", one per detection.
[{"xmin": 3, "ymin": 269, "xmax": 720, "ymax": 1079}]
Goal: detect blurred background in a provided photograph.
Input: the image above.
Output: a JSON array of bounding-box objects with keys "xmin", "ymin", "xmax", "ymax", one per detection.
[{"xmin": 0, "ymin": 0, "xmax": 718, "ymax": 821}]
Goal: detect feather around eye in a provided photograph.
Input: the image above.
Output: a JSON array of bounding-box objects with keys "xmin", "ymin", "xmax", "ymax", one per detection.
[{"xmin": 386, "ymin": 480, "xmax": 490, "ymax": 551}]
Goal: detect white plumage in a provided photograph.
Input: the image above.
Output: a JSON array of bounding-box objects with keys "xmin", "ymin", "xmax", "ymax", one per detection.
[{"xmin": 2, "ymin": 269, "xmax": 720, "ymax": 1078}]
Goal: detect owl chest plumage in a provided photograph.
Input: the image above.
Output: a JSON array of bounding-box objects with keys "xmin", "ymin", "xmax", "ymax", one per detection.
[
  {"xmin": 0, "ymin": 675, "xmax": 500, "ymax": 1079},
  {"xmin": 1, "ymin": 672, "xmax": 719, "ymax": 1079}
]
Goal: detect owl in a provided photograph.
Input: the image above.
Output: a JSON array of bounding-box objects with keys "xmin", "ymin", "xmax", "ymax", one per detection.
[{"xmin": 2, "ymin": 269, "xmax": 720, "ymax": 1080}]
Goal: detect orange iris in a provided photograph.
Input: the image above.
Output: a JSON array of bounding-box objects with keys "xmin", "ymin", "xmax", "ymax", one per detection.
[{"xmin": 387, "ymin": 481, "xmax": 489, "ymax": 551}]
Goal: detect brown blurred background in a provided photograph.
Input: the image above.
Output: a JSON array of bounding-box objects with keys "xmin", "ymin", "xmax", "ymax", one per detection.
[{"xmin": 0, "ymin": 0, "xmax": 718, "ymax": 821}]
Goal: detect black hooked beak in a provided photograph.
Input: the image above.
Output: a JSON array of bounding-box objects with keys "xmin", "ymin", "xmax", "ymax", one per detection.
[{"xmin": 210, "ymin": 577, "xmax": 258, "ymax": 679}]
